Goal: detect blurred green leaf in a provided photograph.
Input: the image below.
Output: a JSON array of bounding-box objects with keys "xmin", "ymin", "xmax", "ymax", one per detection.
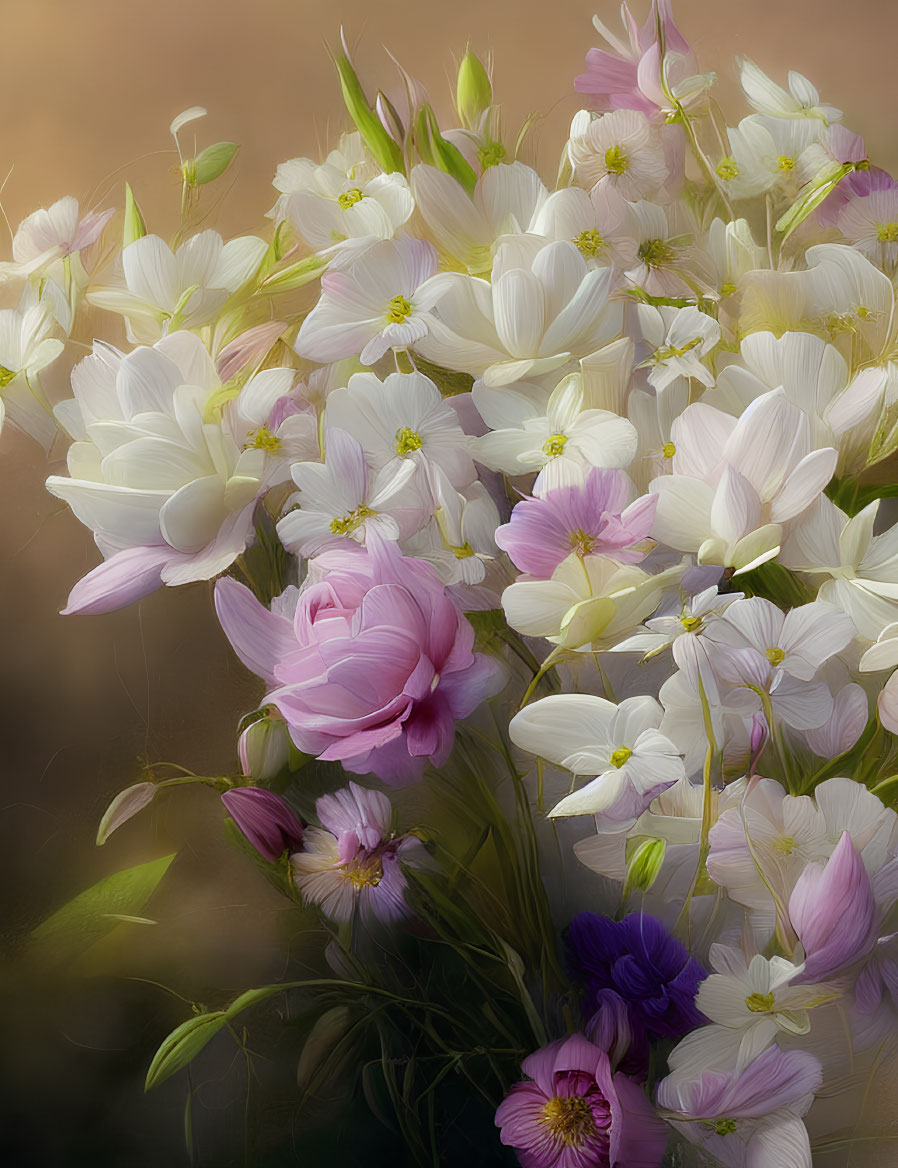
[{"xmin": 28, "ymin": 853, "xmax": 175, "ymax": 962}]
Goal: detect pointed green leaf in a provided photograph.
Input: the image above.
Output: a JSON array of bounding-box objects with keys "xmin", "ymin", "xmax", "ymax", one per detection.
[
  {"xmin": 145, "ymin": 1011, "xmax": 228, "ymax": 1091},
  {"xmin": 259, "ymin": 252, "xmax": 327, "ymax": 293},
  {"xmin": 193, "ymin": 141, "xmax": 240, "ymax": 185},
  {"xmin": 332, "ymin": 52, "xmax": 405, "ymax": 175},
  {"xmin": 776, "ymin": 162, "xmax": 853, "ymax": 241},
  {"xmin": 29, "ymin": 853, "xmax": 175, "ymax": 961},
  {"xmin": 123, "ymin": 183, "xmax": 147, "ymax": 247}
]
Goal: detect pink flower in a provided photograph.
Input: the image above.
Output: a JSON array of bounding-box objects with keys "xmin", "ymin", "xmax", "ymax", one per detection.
[
  {"xmin": 214, "ymin": 535, "xmax": 505, "ymax": 783},
  {"xmin": 575, "ymin": 0, "xmax": 696, "ymax": 120},
  {"xmin": 495, "ymin": 1033, "xmax": 667, "ymax": 1168},
  {"xmin": 291, "ymin": 782, "xmax": 424, "ymax": 923},
  {"xmin": 221, "ymin": 787, "xmax": 304, "ymax": 861},
  {"xmin": 495, "ymin": 468, "xmax": 656, "ymax": 578},
  {"xmin": 788, "ymin": 831, "xmax": 876, "ymax": 980}
]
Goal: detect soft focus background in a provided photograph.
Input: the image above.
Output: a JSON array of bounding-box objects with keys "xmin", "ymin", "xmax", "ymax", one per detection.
[{"xmin": 3, "ymin": 0, "xmax": 898, "ymax": 1164}]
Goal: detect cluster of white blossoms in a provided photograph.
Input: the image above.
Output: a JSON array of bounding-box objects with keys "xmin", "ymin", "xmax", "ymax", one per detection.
[{"xmin": 12, "ymin": 9, "xmax": 898, "ymax": 1166}]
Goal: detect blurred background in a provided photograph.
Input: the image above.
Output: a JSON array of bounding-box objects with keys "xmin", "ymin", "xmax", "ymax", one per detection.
[{"xmin": 3, "ymin": 0, "xmax": 898, "ymax": 1163}]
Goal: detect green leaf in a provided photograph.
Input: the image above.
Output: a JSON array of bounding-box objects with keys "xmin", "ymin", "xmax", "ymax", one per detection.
[
  {"xmin": 332, "ymin": 52, "xmax": 405, "ymax": 175},
  {"xmin": 415, "ymin": 105, "xmax": 477, "ymax": 194},
  {"xmin": 259, "ymin": 252, "xmax": 327, "ymax": 293},
  {"xmin": 192, "ymin": 141, "xmax": 240, "ymax": 185},
  {"xmin": 29, "ymin": 853, "xmax": 175, "ymax": 961},
  {"xmin": 296, "ymin": 1006, "xmax": 354, "ymax": 1096},
  {"xmin": 775, "ymin": 162, "xmax": 853, "ymax": 242},
  {"xmin": 145, "ymin": 1011, "xmax": 229, "ymax": 1091},
  {"xmin": 123, "ymin": 182, "xmax": 146, "ymax": 247}
]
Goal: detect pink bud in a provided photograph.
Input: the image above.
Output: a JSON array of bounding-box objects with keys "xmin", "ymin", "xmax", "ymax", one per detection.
[
  {"xmin": 221, "ymin": 787, "xmax": 304, "ymax": 861},
  {"xmin": 789, "ymin": 832, "xmax": 875, "ymax": 980},
  {"xmin": 216, "ymin": 321, "xmax": 287, "ymax": 382}
]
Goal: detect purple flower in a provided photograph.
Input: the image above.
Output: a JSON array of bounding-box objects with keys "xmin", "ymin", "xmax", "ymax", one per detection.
[
  {"xmin": 495, "ymin": 1033, "xmax": 667, "ymax": 1168},
  {"xmin": 221, "ymin": 787, "xmax": 304, "ymax": 861},
  {"xmin": 495, "ymin": 469, "xmax": 656, "ymax": 579},
  {"xmin": 789, "ymin": 831, "xmax": 876, "ymax": 981},
  {"xmin": 567, "ymin": 913, "xmax": 706, "ymax": 1043},
  {"xmin": 291, "ymin": 782, "xmax": 425, "ymax": 924},
  {"xmin": 215, "ymin": 534, "xmax": 505, "ymax": 783},
  {"xmin": 656, "ymin": 1045, "xmax": 822, "ymax": 1167}
]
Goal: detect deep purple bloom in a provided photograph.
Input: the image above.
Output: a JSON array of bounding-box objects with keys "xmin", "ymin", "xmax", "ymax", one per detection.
[
  {"xmin": 495, "ymin": 468, "xmax": 656, "ymax": 579},
  {"xmin": 495, "ymin": 1033, "xmax": 667, "ymax": 1168},
  {"xmin": 567, "ymin": 912, "xmax": 707, "ymax": 1042},
  {"xmin": 221, "ymin": 786, "xmax": 304, "ymax": 861}
]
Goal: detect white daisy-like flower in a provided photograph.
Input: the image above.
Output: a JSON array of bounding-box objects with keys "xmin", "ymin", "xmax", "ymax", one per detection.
[
  {"xmin": 638, "ymin": 304, "xmax": 721, "ymax": 393},
  {"xmin": 567, "ymin": 108, "xmax": 669, "ymax": 201},
  {"xmin": 0, "ymin": 302, "xmax": 64, "ymax": 447}
]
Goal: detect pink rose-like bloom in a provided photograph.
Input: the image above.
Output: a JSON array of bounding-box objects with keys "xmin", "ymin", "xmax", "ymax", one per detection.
[
  {"xmin": 495, "ymin": 1033, "xmax": 667, "ymax": 1168},
  {"xmin": 215, "ymin": 535, "xmax": 505, "ymax": 783},
  {"xmin": 292, "ymin": 782, "xmax": 424, "ymax": 924},
  {"xmin": 495, "ymin": 468, "xmax": 656, "ymax": 579}
]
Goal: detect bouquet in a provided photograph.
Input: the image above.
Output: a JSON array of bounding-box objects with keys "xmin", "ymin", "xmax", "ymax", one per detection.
[{"xmin": 11, "ymin": 2, "xmax": 898, "ymax": 1163}]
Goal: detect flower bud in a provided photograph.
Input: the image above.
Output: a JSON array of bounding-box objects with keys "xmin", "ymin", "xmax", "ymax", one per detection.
[
  {"xmin": 221, "ymin": 787, "xmax": 304, "ymax": 862},
  {"xmin": 456, "ymin": 51, "xmax": 492, "ymax": 130},
  {"xmin": 238, "ymin": 710, "xmax": 292, "ymax": 780},
  {"xmin": 97, "ymin": 781, "xmax": 156, "ymax": 845}
]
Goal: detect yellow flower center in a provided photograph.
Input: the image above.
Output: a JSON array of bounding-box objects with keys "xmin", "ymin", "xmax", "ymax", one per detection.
[
  {"xmin": 774, "ymin": 835, "xmax": 795, "ymax": 855},
  {"xmin": 341, "ymin": 854, "xmax": 383, "ymax": 888},
  {"xmin": 329, "ymin": 504, "xmax": 375, "ymax": 536},
  {"xmin": 638, "ymin": 237, "xmax": 675, "ymax": 266},
  {"xmin": 542, "ymin": 433, "xmax": 568, "ymax": 458},
  {"xmin": 609, "ymin": 746, "xmax": 632, "ymax": 768},
  {"xmin": 877, "ymin": 222, "xmax": 898, "ymax": 243},
  {"xmin": 662, "ymin": 441, "xmax": 676, "ymax": 459},
  {"xmin": 716, "ymin": 156, "xmax": 740, "ymax": 181},
  {"xmin": 604, "ymin": 145, "xmax": 629, "ymax": 175},
  {"xmin": 680, "ymin": 614, "xmax": 702, "ymax": 632},
  {"xmin": 713, "ymin": 1119, "xmax": 738, "ymax": 1137},
  {"xmin": 478, "ymin": 140, "xmax": 507, "ymax": 169},
  {"xmin": 338, "ymin": 187, "xmax": 365, "ymax": 209},
  {"xmin": 569, "ymin": 528, "xmax": 597, "ymax": 556},
  {"xmin": 765, "ymin": 647, "xmax": 785, "ymax": 666},
  {"xmin": 0, "ymin": 365, "xmax": 17, "ymax": 388},
  {"xmin": 245, "ymin": 424, "xmax": 282, "ymax": 453},
  {"xmin": 777, "ymin": 155, "xmax": 796, "ymax": 172},
  {"xmin": 395, "ymin": 426, "xmax": 423, "ymax": 455},
  {"xmin": 386, "ymin": 294, "xmax": 413, "ymax": 324},
  {"xmin": 572, "ymin": 228, "xmax": 605, "ymax": 259},
  {"xmin": 539, "ymin": 1095, "xmax": 596, "ymax": 1148},
  {"xmin": 745, "ymin": 991, "xmax": 776, "ymax": 1013},
  {"xmin": 451, "ymin": 542, "xmax": 475, "ymax": 559},
  {"xmin": 720, "ymin": 281, "xmax": 738, "ymax": 297}
]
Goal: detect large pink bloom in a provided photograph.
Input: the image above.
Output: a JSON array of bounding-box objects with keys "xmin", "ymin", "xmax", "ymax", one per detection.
[
  {"xmin": 215, "ymin": 536, "xmax": 505, "ymax": 783},
  {"xmin": 495, "ymin": 1033, "xmax": 667, "ymax": 1168}
]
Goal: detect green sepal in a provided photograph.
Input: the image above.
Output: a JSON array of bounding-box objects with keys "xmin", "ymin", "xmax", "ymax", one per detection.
[
  {"xmin": 331, "ymin": 51, "xmax": 405, "ymax": 175},
  {"xmin": 259, "ymin": 253, "xmax": 328, "ymax": 293},
  {"xmin": 775, "ymin": 162, "xmax": 853, "ymax": 242},
  {"xmin": 414, "ymin": 104, "xmax": 477, "ymax": 194},
  {"xmin": 123, "ymin": 182, "xmax": 147, "ymax": 247}
]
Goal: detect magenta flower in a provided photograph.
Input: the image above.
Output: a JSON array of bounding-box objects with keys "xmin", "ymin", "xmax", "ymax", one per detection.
[
  {"xmin": 221, "ymin": 787, "xmax": 304, "ymax": 861},
  {"xmin": 214, "ymin": 535, "xmax": 504, "ymax": 783},
  {"xmin": 291, "ymin": 782, "xmax": 425, "ymax": 924},
  {"xmin": 495, "ymin": 1033, "xmax": 667, "ymax": 1168},
  {"xmin": 495, "ymin": 469, "xmax": 656, "ymax": 579},
  {"xmin": 575, "ymin": 0, "xmax": 695, "ymax": 119},
  {"xmin": 788, "ymin": 831, "xmax": 876, "ymax": 981}
]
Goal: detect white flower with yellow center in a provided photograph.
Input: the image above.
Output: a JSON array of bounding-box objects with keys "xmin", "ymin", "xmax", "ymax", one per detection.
[
  {"xmin": 88, "ymin": 230, "xmax": 267, "ymax": 344},
  {"xmin": 0, "ymin": 302, "xmax": 64, "ymax": 448},
  {"xmin": 474, "ymin": 371, "xmax": 637, "ymax": 494},
  {"xmin": 401, "ymin": 465, "xmax": 499, "ymax": 587},
  {"xmin": 567, "ymin": 108, "xmax": 668, "ymax": 201},
  {"xmin": 270, "ymin": 132, "xmax": 414, "ymax": 262},
  {"xmin": 638, "ymin": 304, "xmax": 721, "ymax": 393},
  {"xmin": 510, "ymin": 693, "xmax": 685, "ymax": 818},
  {"xmin": 740, "ymin": 59, "xmax": 842, "ymax": 123}
]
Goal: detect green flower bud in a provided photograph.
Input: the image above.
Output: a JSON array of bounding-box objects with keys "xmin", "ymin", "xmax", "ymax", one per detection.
[{"xmin": 456, "ymin": 50, "xmax": 492, "ymax": 130}]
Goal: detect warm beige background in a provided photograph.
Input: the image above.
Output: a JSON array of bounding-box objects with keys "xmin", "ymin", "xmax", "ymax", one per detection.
[{"xmin": 2, "ymin": 0, "xmax": 898, "ymax": 1162}]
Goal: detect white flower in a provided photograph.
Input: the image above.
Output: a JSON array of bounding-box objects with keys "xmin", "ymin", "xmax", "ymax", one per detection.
[
  {"xmin": 0, "ymin": 303, "xmax": 64, "ymax": 447},
  {"xmin": 294, "ymin": 235, "xmax": 438, "ymax": 367},
  {"xmin": 502, "ymin": 552, "xmax": 682, "ymax": 651},
  {"xmin": 649, "ymin": 389, "xmax": 838, "ymax": 572},
  {"xmin": 669, "ymin": 948, "xmax": 840, "ymax": 1076},
  {"xmin": 88, "ymin": 231, "xmax": 267, "ymax": 343},
  {"xmin": 510, "ymin": 693, "xmax": 685, "ymax": 818},
  {"xmin": 611, "ymin": 584, "xmax": 744, "ymax": 657},
  {"xmin": 323, "ymin": 369, "xmax": 475, "ymax": 489},
  {"xmin": 271, "ymin": 132, "xmax": 414, "ymax": 261},
  {"xmin": 0, "ymin": 195, "xmax": 113, "ymax": 279},
  {"xmin": 529, "ymin": 184, "xmax": 638, "ymax": 270},
  {"xmin": 624, "ymin": 200, "xmax": 693, "ymax": 297},
  {"xmin": 739, "ymin": 59, "xmax": 842, "ymax": 122},
  {"xmin": 567, "ymin": 109, "xmax": 668, "ymax": 201},
  {"xmin": 411, "ymin": 161, "xmax": 547, "ymax": 274},
  {"xmin": 638, "ymin": 304, "xmax": 720, "ymax": 393},
  {"xmin": 402, "ymin": 466, "xmax": 498, "ymax": 586},
  {"xmin": 416, "ymin": 237, "xmax": 622, "ymax": 388},
  {"xmin": 715, "ymin": 115, "xmax": 823, "ymax": 200},
  {"xmin": 46, "ymin": 333, "xmax": 317, "ymax": 608},
  {"xmin": 276, "ymin": 427, "xmax": 423, "ymax": 557},
  {"xmin": 474, "ymin": 372, "xmax": 637, "ymax": 493},
  {"xmin": 782, "ymin": 496, "xmax": 898, "ymax": 640},
  {"xmin": 837, "ymin": 186, "xmax": 898, "ymax": 271}
]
